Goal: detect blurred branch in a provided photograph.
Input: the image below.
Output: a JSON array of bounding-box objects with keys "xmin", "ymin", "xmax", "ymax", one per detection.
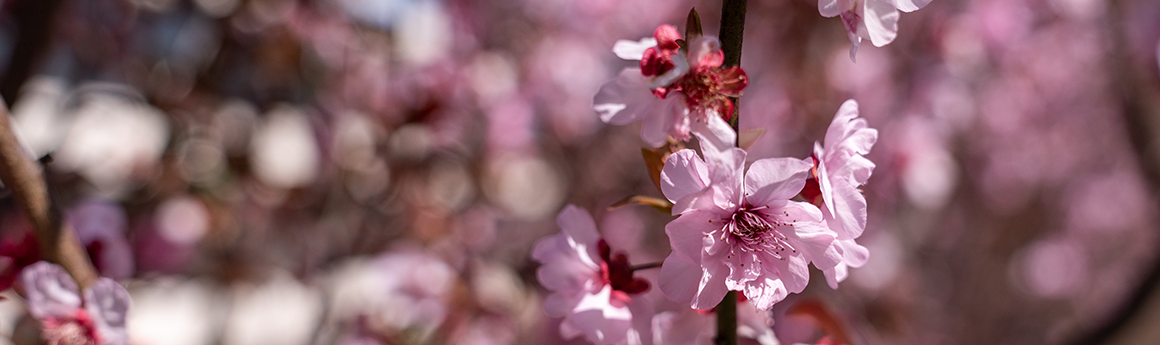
[
  {"xmin": 0, "ymin": 0, "xmax": 64, "ymax": 107},
  {"xmin": 0, "ymin": 98, "xmax": 97, "ymax": 288},
  {"xmin": 1072, "ymin": 1, "xmax": 1160, "ymax": 344},
  {"xmin": 716, "ymin": 0, "xmax": 746, "ymax": 344}
]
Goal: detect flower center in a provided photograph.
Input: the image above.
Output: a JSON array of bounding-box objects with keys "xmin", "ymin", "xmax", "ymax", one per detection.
[
  {"xmin": 723, "ymin": 207, "xmax": 796, "ymax": 260},
  {"xmin": 597, "ymin": 240, "xmax": 650, "ymax": 295}
]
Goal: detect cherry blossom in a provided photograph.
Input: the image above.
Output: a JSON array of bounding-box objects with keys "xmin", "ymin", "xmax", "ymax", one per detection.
[
  {"xmin": 657, "ymin": 145, "xmax": 840, "ymax": 311},
  {"xmin": 818, "ymin": 0, "xmax": 933, "ymax": 61},
  {"xmin": 20, "ymin": 261, "xmax": 130, "ymax": 345},
  {"xmin": 801, "ymin": 99, "xmax": 877, "ymax": 288},
  {"xmin": 594, "ymin": 25, "xmax": 748, "ymax": 147},
  {"xmin": 532, "ymin": 205, "xmax": 654, "ymax": 345}
]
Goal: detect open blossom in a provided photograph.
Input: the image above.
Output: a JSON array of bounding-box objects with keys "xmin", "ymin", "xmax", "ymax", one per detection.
[
  {"xmin": 802, "ymin": 99, "xmax": 877, "ymax": 288},
  {"xmin": 818, "ymin": 0, "xmax": 933, "ymax": 61},
  {"xmin": 594, "ymin": 25, "xmax": 748, "ymax": 147},
  {"xmin": 657, "ymin": 145, "xmax": 840, "ymax": 311},
  {"xmin": 20, "ymin": 261, "xmax": 130, "ymax": 345},
  {"xmin": 532, "ymin": 205, "xmax": 654, "ymax": 345}
]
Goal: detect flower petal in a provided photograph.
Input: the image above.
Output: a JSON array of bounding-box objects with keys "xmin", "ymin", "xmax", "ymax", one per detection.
[
  {"xmin": 593, "ymin": 69, "xmax": 658, "ymax": 125},
  {"xmin": 744, "ymin": 157, "xmax": 813, "ymax": 207},
  {"xmin": 557, "ymin": 204, "xmax": 601, "ymax": 251},
  {"xmin": 691, "ymin": 259, "xmax": 730, "ymax": 310},
  {"xmin": 661, "ymin": 149, "xmax": 711, "ymax": 205},
  {"xmin": 571, "ymin": 285, "xmax": 634, "ymax": 345},
  {"xmin": 819, "ymin": 0, "xmax": 856, "ymax": 17},
  {"xmin": 824, "ymin": 176, "xmax": 868, "ymax": 239},
  {"xmin": 19, "ymin": 261, "xmax": 82, "ymax": 320},
  {"xmin": 613, "ymin": 37, "xmax": 658, "ymax": 61},
  {"xmin": 862, "ymin": 0, "xmax": 900, "ymax": 47},
  {"xmin": 626, "ymin": 296, "xmax": 656, "ymax": 345},
  {"xmin": 743, "ymin": 277, "xmax": 788, "ymax": 311},
  {"xmin": 892, "ymin": 0, "xmax": 933, "ymax": 12},
  {"xmin": 664, "ymin": 210, "xmax": 718, "ymax": 263},
  {"xmin": 690, "ymin": 111, "xmax": 737, "ymax": 163},
  {"xmin": 658, "ymin": 253, "xmax": 702, "ymax": 306},
  {"xmin": 641, "ymin": 96, "xmax": 681, "ymax": 147},
  {"xmin": 84, "ymin": 278, "xmax": 131, "ymax": 345}
]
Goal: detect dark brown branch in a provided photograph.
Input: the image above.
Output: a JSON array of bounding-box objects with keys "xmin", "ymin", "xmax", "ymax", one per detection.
[
  {"xmin": 720, "ymin": 0, "xmax": 747, "ymax": 140},
  {"xmin": 0, "ymin": 0, "xmax": 65, "ymax": 107},
  {"xmin": 0, "ymin": 99, "xmax": 97, "ymax": 288},
  {"xmin": 716, "ymin": 0, "xmax": 747, "ymax": 344}
]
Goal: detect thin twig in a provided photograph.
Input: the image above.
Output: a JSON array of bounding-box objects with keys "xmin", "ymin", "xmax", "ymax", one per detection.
[{"xmin": 0, "ymin": 98, "xmax": 97, "ymax": 288}]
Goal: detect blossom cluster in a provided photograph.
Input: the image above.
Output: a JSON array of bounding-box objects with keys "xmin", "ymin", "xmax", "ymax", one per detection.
[{"xmin": 531, "ymin": 3, "xmax": 906, "ymax": 338}]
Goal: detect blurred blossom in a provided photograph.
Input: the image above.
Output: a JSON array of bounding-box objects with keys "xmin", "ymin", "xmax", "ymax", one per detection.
[
  {"xmin": 20, "ymin": 262, "xmax": 130, "ymax": 345},
  {"xmin": 395, "ymin": 1, "xmax": 453, "ymax": 66},
  {"xmin": 652, "ymin": 299, "xmax": 778, "ymax": 345},
  {"xmin": 387, "ymin": 123, "xmax": 434, "ymax": 161},
  {"xmin": 67, "ymin": 198, "xmax": 134, "ymax": 281},
  {"xmin": 55, "ymin": 89, "xmax": 170, "ymax": 196},
  {"xmin": 249, "ymin": 105, "xmax": 320, "ymax": 189},
  {"xmin": 212, "ymin": 99, "xmax": 260, "ymax": 157},
  {"xmin": 427, "ymin": 157, "xmax": 475, "ymax": 211},
  {"xmin": 327, "ymin": 248, "xmax": 456, "ymax": 341},
  {"xmin": 448, "ymin": 316, "xmax": 517, "ymax": 345},
  {"xmin": 468, "ymin": 52, "xmax": 519, "ymax": 106},
  {"xmin": 1011, "ymin": 238, "xmax": 1088, "ymax": 298},
  {"xmin": 195, "ymin": 0, "xmax": 240, "ymax": 17},
  {"xmin": 156, "ymin": 196, "xmax": 211, "ymax": 246},
  {"xmin": 11, "ymin": 76, "xmax": 69, "ymax": 158},
  {"xmin": 223, "ymin": 271, "xmax": 323, "ymax": 345},
  {"xmin": 484, "ymin": 155, "xmax": 565, "ymax": 220},
  {"xmin": 470, "ymin": 260, "xmax": 528, "ymax": 315},
  {"xmin": 338, "ymin": 0, "xmax": 421, "ymax": 29},
  {"xmin": 894, "ymin": 117, "xmax": 957, "ymax": 211},
  {"xmin": 176, "ymin": 137, "xmax": 227, "ymax": 185},
  {"xmin": 128, "ymin": 278, "xmax": 219, "ymax": 345},
  {"xmin": 850, "ymin": 231, "xmax": 903, "ymax": 291},
  {"xmin": 531, "ymin": 205, "xmax": 653, "ymax": 345}
]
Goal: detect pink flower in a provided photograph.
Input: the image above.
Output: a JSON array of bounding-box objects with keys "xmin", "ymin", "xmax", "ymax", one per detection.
[
  {"xmin": 532, "ymin": 205, "xmax": 654, "ymax": 345},
  {"xmin": 657, "ymin": 146, "xmax": 840, "ymax": 311},
  {"xmin": 818, "ymin": 0, "xmax": 933, "ymax": 61},
  {"xmin": 20, "ymin": 261, "xmax": 130, "ymax": 345},
  {"xmin": 802, "ymin": 100, "xmax": 877, "ymax": 288},
  {"xmin": 594, "ymin": 25, "xmax": 748, "ymax": 147}
]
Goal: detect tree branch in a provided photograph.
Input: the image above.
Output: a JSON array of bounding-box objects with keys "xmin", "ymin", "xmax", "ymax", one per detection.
[
  {"xmin": 720, "ymin": 0, "xmax": 747, "ymax": 139},
  {"xmin": 0, "ymin": 99, "xmax": 97, "ymax": 288},
  {"xmin": 716, "ymin": 0, "xmax": 747, "ymax": 344}
]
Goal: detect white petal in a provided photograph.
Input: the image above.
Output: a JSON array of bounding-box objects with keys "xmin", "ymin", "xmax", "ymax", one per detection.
[
  {"xmin": 862, "ymin": 0, "xmax": 900, "ymax": 47},
  {"xmin": 661, "ymin": 149, "xmax": 711, "ymax": 205},
  {"xmin": 819, "ymin": 0, "xmax": 856, "ymax": 17},
  {"xmin": 593, "ymin": 69, "xmax": 658, "ymax": 125},
  {"xmin": 20, "ymin": 261, "xmax": 82, "ymax": 319},
  {"xmin": 612, "ymin": 37, "xmax": 658, "ymax": 61},
  {"xmin": 744, "ymin": 157, "xmax": 813, "ymax": 207},
  {"xmin": 84, "ymin": 278, "xmax": 132, "ymax": 345},
  {"xmin": 893, "ymin": 0, "xmax": 932, "ymax": 12}
]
